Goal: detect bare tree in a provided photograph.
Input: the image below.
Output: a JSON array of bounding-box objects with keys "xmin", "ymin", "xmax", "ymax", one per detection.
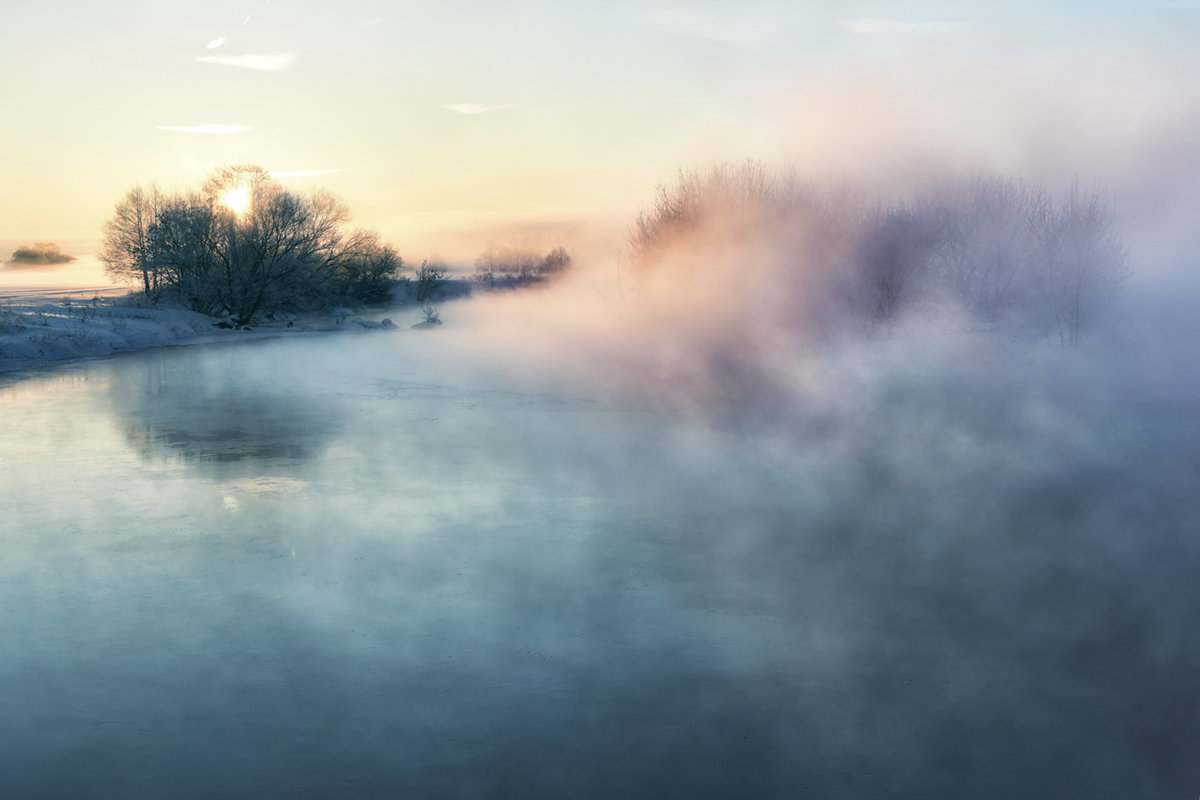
[
  {"xmin": 1032, "ymin": 181, "xmax": 1130, "ymax": 346},
  {"xmin": 100, "ymin": 184, "xmax": 162, "ymax": 296},
  {"xmin": 475, "ymin": 241, "xmax": 539, "ymax": 281},
  {"xmin": 332, "ymin": 229, "xmax": 404, "ymax": 302},
  {"xmin": 628, "ymin": 161, "xmax": 803, "ymax": 269},
  {"xmin": 620, "ymin": 161, "xmax": 1131, "ymax": 343},
  {"xmin": 415, "ymin": 259, "xmax": 448, "ymax": 302},
  {"xmin": 539, "ymin": 245, "xmax": 571, "ymax": 278},
  {"xmin": 922, "ymin": 176, "xmax": 1041, "ymax": 326},
  {"xmin": 853, "ymin": 204, "xmax": 938, "ymax": 329},
  {"xmin": 474, "ymin": 241, "xmax": 572, "ymax": 284},
  {"xmin": 146, "ymin": 193, "xmax": 220, "ymax": 312},
  {"xmin": 109, "ymin": 165, "xmax": 401, "ymax": 322}
]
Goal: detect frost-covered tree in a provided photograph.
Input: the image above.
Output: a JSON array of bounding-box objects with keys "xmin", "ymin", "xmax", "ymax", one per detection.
[
  {"xmin": 99, "ymin": 184, "xmax": 162, "ymax": 295},
  {"xmin": 414, "ymin": 259, "xmax": 448, "ymax": 302},
  {"xmin": 626, "ymin": 161, "xmax": 1131, "ymax": 341},
  {"xmin": 102, "ymin": 165, "xmax": 402, "ymax": 321},
  {"xmin": 1031, "ymin": 181, "xmax": 1130, "ymax": 346},
  {"xmin": 921, "ymin": 176, "xmax": 1042, "ymax": 326},
  {"xmin": 853, "ymin": 204, "xmax": 939, "ymax": 328},
  {"xmin": 539, "ymin": 245, "xmax": 572, "ymax": 278},
  {"xmin": 330, "ymin": 229, "xmax": 402, "ymax": 303},
  {"xmin": 474, "ymin": 240, "xmax": 571, "ymax": 283}
]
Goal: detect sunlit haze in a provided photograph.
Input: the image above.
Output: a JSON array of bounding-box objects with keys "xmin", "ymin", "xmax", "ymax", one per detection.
[
  {"xmin": 2, "ymin": 1, "xmax": 1199, "ymax": 265},
  {"xmin": 221, "ymin": 184, "xmax": 252, "ymax": 216},
  {"xmin": 4, "ymin": 4, "xmax": 1200, "ymax": 796}
]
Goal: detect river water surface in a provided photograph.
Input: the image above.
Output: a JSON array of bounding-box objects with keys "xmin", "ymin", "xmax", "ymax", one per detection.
[{"xmin": 1, "ymin": 328, "xmax": 1197, "ymax": 798}]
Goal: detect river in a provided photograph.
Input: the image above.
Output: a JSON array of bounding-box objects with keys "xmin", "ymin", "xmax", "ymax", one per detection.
[{"xmin": 1, "ymin": 325, "xmax": 1196, "ymax": 798}]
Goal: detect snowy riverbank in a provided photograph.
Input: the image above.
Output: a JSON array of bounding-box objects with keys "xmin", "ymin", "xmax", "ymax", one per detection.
[{"xmin": 0, "ymin": 287, "xmax": 406, "ymax": 376}]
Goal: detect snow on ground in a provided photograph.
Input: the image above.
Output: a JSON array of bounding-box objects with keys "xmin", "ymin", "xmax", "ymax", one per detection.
[{"xmin": 0, "ymin": 286, "xmax": 408, "ymax": 376}]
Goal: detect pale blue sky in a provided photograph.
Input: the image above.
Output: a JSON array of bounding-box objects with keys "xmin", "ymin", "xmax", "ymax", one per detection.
[{"xmin": 2, "ymin": 1, "xmax": 1197, "ymax": 260}]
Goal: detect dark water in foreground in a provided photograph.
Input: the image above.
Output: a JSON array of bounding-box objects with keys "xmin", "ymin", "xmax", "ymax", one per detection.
[{"xmin": 0, "ymin": 330, "xmax": 1197, "ymax": 798}]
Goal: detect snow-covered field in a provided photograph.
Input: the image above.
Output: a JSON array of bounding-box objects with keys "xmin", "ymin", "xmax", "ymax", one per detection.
[
  {"xmin": 0, "ymin": 285, "xmax": 411, "ymax": 375},
  {"xmin": 1, "ymin": 287, "xmax": 208, "ymax": 370},
  {"xmin": 0, "ymin": 243, "xmax": 422, "ymax": 374}
]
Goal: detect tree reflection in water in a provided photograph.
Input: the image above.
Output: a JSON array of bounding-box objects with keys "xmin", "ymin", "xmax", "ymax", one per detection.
[{"xmin": 107, "ymin": 342, "xmax": 342, "ymax": 478}]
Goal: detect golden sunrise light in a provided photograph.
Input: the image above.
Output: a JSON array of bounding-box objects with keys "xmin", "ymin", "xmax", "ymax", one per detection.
[
  {"xmin": 220, "ymin": 185, "xmax": 251, "ymax": 216},
  {"xmin": 2, "ymin": 4, "xmax": 1200, "ymax": 796}
]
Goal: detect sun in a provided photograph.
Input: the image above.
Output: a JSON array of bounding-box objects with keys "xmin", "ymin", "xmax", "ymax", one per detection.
[{"xmin": 220, "ymin": 184, "xmax": 251, "ymax": 216}]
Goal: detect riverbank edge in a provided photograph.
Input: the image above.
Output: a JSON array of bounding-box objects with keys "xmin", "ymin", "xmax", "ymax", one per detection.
[{"xmin": 0, "ymin": 295, "xmax": 419, "ymax": 380}]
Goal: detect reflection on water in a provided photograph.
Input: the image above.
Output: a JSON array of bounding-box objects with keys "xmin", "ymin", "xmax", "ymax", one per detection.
[
  {"xmin": 0, "ymin": 332, "xmax": 1197, "ymax": 798},
  {"xmin": 107, "ymin": 345, "xmax": 341, "ymax": 474}
]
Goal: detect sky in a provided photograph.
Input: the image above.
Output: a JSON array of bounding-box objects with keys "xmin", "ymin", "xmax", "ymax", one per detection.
[{"xmin": 2, "ymin": 0, "xmax": 1198, "ymax": 264}]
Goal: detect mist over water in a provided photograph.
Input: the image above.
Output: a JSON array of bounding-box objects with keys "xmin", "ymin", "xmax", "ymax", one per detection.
[
  {"xmin": 4, "ymin": 55, "xmax": 1200, "ymax": 795},
  {"xmin": 1, "ymin": 258, "xmax": 1197, "ymax": 800},
  {"xmin": 4, "ymin": 0, "xmax": 1200, "ymax": 790}
]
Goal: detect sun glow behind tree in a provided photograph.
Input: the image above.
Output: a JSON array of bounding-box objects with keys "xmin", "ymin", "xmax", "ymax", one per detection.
[
  {"xmin": 99, "ymin": 165, "xmax": 403, "ymax": 321},
  {"xmin": 220, "ymin": 184, "xmax": 251, "ymax": 217}
]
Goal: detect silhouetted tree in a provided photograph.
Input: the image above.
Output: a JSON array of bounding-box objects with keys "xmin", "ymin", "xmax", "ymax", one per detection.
[
  {"xmin": 100, "ymin": 184, "xmax": 162, "ymax": 295},
  {"xmin": 415, "ymin": 259, "xmax": 448, "ymax": 301},
  {"xmin": 103, "ymin": 165, "xmax": 402, "ymax": 321},
  {"xmin": 853, "ymin": 204, "xmax": 938, "ymax": 328},
  {"xmin": 331, "ymin": 229, "xmax": 403, "ymax": 303},
  {"xmin": 539, "ymin": 245, "xmax": 571, "ymax": 277}
]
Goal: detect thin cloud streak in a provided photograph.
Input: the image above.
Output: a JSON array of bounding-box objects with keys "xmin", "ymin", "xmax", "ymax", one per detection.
[
  {"xmin": 439, "ymin": 103, "xmax": 512, "ymax": 115},
  {"xmin": 197, "ymin": 53, "xmax": 295, "ymax": 71},
  {"xmin": 206, "ymin": 36, "xmax": 227, "ymax": 49},
  {"xmin": 156, "ymin": 124, "xmax": 253, "ymax": 134}
]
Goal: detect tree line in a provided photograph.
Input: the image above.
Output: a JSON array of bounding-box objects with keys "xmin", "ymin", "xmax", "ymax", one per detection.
[
  {"xmin": 630, "ymin": 163, "xmax": 1130, "ymax": 345},
  {"xmin": 100, "ymin": 165, "xmax": 401, "ymax": 324},
  {"xmin": 473, "ymin": 242, "xmax": 571, "ymax": 285},
  {"xmin": 7, "ymin": 242, "xmax": 76, "ymax": 266}
]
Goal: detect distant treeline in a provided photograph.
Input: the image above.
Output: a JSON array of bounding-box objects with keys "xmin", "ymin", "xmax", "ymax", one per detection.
[
  {"xmin": 630, "ymin": 162, "xmax": 1130, "ymax": 345},
  {"xmin": 473, "ymin": 242, "xmax": 571, "ymax": 285},
  {"xmin": 7, "ymin": 242, "xmax": 75, "ymax": 266}
]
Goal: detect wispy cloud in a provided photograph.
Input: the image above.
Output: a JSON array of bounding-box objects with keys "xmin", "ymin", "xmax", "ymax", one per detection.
[
  {"xmin": 270, "ymin": 168, "xmax": 347, "ymax": 178},
  {"xmin": 206, "ymin": 36, "xmax": 227, "ymax": 49},
  {"xmin": 196, "ymin": 53, "xmax": 295, "ymax": 71},
  {"xmin": 439, "ymin": 103, "xmax": 512, "ymax": 115},
  {"xmin": 156, "ymin": 124, "xmax": 253, "ymax": 134},
  {"xmin": 833, "ymin": 19, "xmax": 974, "ymax": 35},
  {"xmin": 361, "ymin": 18, "xmax": 385, "ymax": 27},
  {"xmin": 647, "ymin": 6, "xmax": 774, "ymax": 47}
]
